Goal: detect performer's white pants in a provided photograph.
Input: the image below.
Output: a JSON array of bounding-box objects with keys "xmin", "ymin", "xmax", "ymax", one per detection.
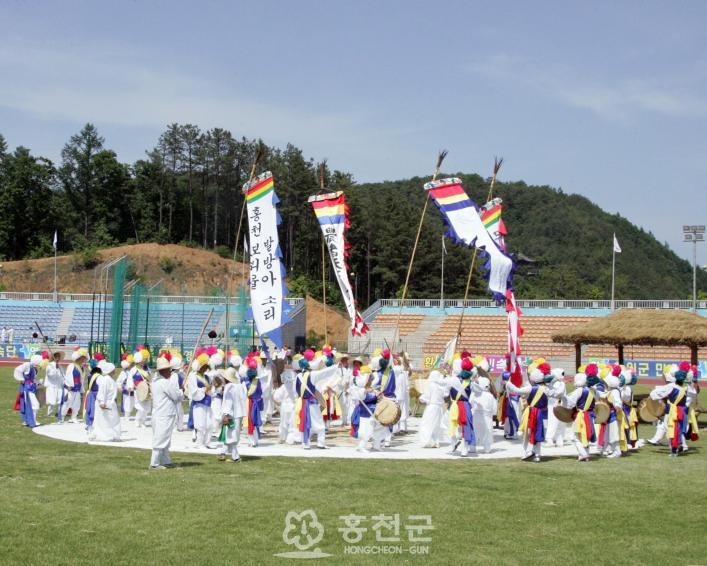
[
  {"xmin": 523, "ymin": 437, "xmax": 542, "ymax": 457},
  {"xmin": 279, "ymin": 403, "xmax": 294, "ymax": 442},
  {"xmin": 135, "ymin": 399, "xmax": 151, "ymax": 427},
  {"xmin": 474, "ymin": 412, "xmax": 494, "ymax": 453},
  {"xmin": 62, "ymin": 392, "xmax": 81, "ymax": 421},
  {"xmin": 573, "ymin": 436, "xmax": 589, "ymax": 458},
  {"xmin": 303, "ymin": 404, "xmax": 326, "ymax": 447},
  {"xmin": 192, "ymin": 405, "xmax": 213, "ymax": 447},
  {"xmin": 357, "ymin": 417, "xmax": 387, "ymax": 450},
  {"xmin": 219, "ymin": 417, "xmax": 242, "ymax": 460},
  {"xmin": 123, "ymin": 395, "xmax": 136, "ymax": 418},
  {"xmin": 176, "ymin": 402, "xmax": 185, "ymax": 431}
]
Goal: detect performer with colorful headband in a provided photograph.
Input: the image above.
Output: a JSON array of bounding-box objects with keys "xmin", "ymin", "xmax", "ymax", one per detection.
[
  {"xmin": 447, "ymin": 357, "xmax": 475, "ymax": 457},
  {"xmin": 546, "ymin": 367, "xmax": 569, "ymax": 447},
  {"xmin": 505, "ymin": 361, "xmax": 555, "ymax": 462},
  {"xmin": 294, "ymin": 349, "xmax": 338, "ymax": 450},
  {"xmin": 187, "ymin": 351, "xmax": 215, "ymax": 449},
  {"xmin": 62, "ymin": 348, "xmax": 88, "ymax": 423},
  {"xmin": 128, "ymin": 347, "xmax": 152, "ymax": 428},
  {"xmin": 117, "ymin": 354, "xmax": 135, "ymax": 419},
  {"xmin": 620, "ymin": 367, "xmax": 642, "ymax": 450},
  {"xmin": 650, "ymin": 361, "xmax": 693, "ymax": 457},
  {"xmin": 686, "ymin": 366, "xmax": 700, "ymax": 446},
  {"xmin": 597, "ymin": 365, "xmax": 627, "ymax": 458},
  {"xmin": 496, "ymin": 371, "xmax": 520, "ymax": 439},
  {"xmin": 84, "ymin": 353, "xmax": 106, "ymax": 437},
  {"xmin": 14, "ymin": 354, "xmax": 43, "ymax": 428},
  {"xmin": 241, "ymin": 354, "xmax": 264, "ymax": 447},
  {"xmin": 562, "ymin": 371, "xmax": 596, "ymax": 462},
  {"xmin": 371, "ymin": 348, "xmax": 397, "ymax": 447}
]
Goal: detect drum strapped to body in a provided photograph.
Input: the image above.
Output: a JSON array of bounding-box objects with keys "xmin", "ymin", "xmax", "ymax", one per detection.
[
  {"xmin": 553, "ymin": 405, "xmax": 575, "ymax": 423},
  {"xmin": 594, "ymin": 400, "xmax": 611, "ymax": 424},
  {"xmin": 374, "ymin": 397, "xmax": 401, "ymax": 426},
  {"xmin": 136, "ymin": 380, "xmax": 151, "ymax": 402}
]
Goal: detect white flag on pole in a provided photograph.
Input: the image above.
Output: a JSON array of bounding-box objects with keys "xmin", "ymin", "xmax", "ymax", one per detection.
[
  {"xmin": 442, "ymin": 235, "xmax": 447, "ymax": 255},
  {"xmin": 613, "ymin": 234, "xmax": 622, "ymax": 253},
  {"xmin": 53, "ymin": 230, "xmax": 58, "ymax": 250}
]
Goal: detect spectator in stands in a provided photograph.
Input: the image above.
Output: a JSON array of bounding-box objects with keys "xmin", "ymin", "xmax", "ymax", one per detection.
[{"xmin": 1, "ymin": 326, "xmax": 6, "ymax": 344}]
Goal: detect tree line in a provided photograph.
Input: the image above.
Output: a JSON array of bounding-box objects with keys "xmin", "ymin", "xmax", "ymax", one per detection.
[{"xmin": 0, "ymin": 124, "xmax": 703, "ymax": 305}]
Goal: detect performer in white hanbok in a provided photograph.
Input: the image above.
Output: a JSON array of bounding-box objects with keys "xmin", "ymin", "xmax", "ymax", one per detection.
[
  {"xmin": 207, "ymin": 352, "xmax": 225, "ymax": 433},
  {"xmin": 169, "ymin": 355, "xmax": 186, "ymax": 431},
  {"xmin": 150, "ymin": 356, "xmax": 184, "ymax": 468},
  {"xmin": 597, "ymin": 370, "xmax": 627, "ymax": 458},
  {"xmin": 561, "ymin": 372, "xmax": 596, "ymax": 462},
  {"xmin": 647, "ymin": 366, "xmax": 676, "ymax": 446},
  {"xmin": 337, "ymin": 354, "xmax": 353, "ymax": 427},
  {"xmin": 128, "ymin": 349, "xmax": 152, "ymax": 427},
  {"xmin": 62, "ymin": 348, "xmax": 88, "ymax": 423},
  {"xmin": 44, "ymin": 351, "xmax": 65, "ymax": 418},
  {"xmin": 546, "ymin": 368, "xmax": 568, "ymax": 446},
  {"xmin": 116, "ymin": 355, "xmax": 135, "ymax": 419},
  {"xmin": 620, "ymin": 368, "xmax": 642, "ymax": 450},
  {"xmin": 393, "ymin": 355, "xmax": 410, "ymax": 434},
  {"xmin": 93, "ymin": 362, "xmax": 121, "ymax": 441},
  {"xmin": 218, "ymin": 368, "xmax": 247, "ymax": 462},
  {"xmin": 14, "ymin": 354, "xmax": 43, "ymax": 428},
  {"xmin": 347, "ymin": 357, "xmax": 364, "ymax": 425},
  {"xmin": 649, "ymin": 361, "xmax": 693, "ymax": 457},
  {"xmin": 294, "ymin": 349, "xmax": 338, "ymax": 449},
  {"xmin": 418, "ymin": 370, "xmax": 450, "ymax": 448},
  {"xmin": 273, "ymin": 365, "xmax": 299, "ymax": 443},
  {"xmin": 496, "ymin": 371, "xmax": 521, "ymax": 439},
  {"xmin": 472, "ymin": 377, "xmax": 497, "ymax": 453},
  {"xmin": 259, "ymin": 351, "xmax": 275, "ymax": 424},
  {"xmin": 187, "ymin": 352, "xmax": 215, "ymax": 449},
  {"xmin": 350, "ymin": 368, "xmax": 388, "ymax": 452},
  {"xmin": 505, "ymin": 362, "xmax": 556, "ymax": 462}
]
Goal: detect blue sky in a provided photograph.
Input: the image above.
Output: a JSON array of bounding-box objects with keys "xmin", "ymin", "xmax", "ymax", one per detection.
[{"xmin": 1, "ymin": 1, "xmax": 705, "ymax": 264}]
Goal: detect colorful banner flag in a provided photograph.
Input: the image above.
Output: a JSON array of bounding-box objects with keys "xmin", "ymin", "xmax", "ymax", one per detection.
[
  {"xmin": 424, "ymin": 178, "xmax": 514, "ymax": 302},
  {"xmin": 480, "ymin": 197, "xmax": 507, "ymax": 251},
  {"xmin": 243, "ymin": 171, "xmax": 290, "ymax": 347},
  {"xmin": 308, "ymin": 191, "xmax": 368, "ymax": 336}
]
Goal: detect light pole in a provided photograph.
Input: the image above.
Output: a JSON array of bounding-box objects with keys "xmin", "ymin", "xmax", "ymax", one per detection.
[{"xmin": 683, "ymin": 225, "xmax": 705, "ymax": 312}]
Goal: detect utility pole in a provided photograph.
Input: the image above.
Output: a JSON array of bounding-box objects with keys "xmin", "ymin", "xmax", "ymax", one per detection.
[{"xmin": 683, "ymin": 225, "xmax": 705, "ymax": 312}]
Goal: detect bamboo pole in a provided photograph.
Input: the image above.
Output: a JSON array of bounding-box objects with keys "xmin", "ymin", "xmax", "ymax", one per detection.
[
  {"xmin": 456, "ymin": 157, "xmax": 503, "ymax": 347},
  {"xmin": 393, "ymin": 150, "xmax": 448, "ymax": 345},
  {"xmin": 319, "ymin": 161, "xmax": 328, "ymax": 345}
]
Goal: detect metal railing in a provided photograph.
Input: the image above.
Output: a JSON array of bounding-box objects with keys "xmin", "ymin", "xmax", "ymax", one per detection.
[
  {"xmin": 0, "ymin": 291, "xmax": 304, "ymax": 307},
  {"xmin": 372, "ymin": 298, "xmax": 704, "ymax": 310}
]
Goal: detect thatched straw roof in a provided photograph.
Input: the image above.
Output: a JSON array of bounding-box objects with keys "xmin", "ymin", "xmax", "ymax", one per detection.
[{"xmin": 552, "ymin": 309, "xmax": 707, "ymax": 347}]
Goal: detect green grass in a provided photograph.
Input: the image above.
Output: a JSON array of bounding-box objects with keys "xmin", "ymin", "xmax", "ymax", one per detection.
[{"xmin": 1, "ymin": 367, "xmax": 705, "ymax": 565}]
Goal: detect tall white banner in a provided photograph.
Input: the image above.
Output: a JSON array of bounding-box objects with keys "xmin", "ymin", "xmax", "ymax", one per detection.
[
  {"xmin": 243, "ymin": 171, "xmax": 289, "ymax": 345},
  {"xmin": 309, "ymin": 191, "xmax": 368, "ymax": 335}
]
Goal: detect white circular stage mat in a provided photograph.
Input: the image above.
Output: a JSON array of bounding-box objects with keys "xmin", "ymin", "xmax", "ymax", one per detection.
[{"xmin": 33, "ymin": 415, "xmax": 581, "ymax": 460}]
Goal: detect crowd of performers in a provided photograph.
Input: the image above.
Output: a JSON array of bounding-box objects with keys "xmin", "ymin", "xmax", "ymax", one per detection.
[{"xmin": 13, "ymin": 345, "xmax": 701, "ymax": 467}]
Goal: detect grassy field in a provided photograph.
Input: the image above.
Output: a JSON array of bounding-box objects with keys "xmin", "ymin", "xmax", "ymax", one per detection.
[{"xmin": 1, "ymin": 367, "xmax": 705, "ymax": 565}]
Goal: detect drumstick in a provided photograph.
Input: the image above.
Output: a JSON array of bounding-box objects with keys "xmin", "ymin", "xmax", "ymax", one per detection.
[{"xmin": 191, "ymin": 307, "xmax": 214, "ymax": 363}]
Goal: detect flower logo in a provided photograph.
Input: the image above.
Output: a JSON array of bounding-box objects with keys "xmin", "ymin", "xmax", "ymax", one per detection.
[{"xmin": 275, "ymin": 510, "xmax": 330, "ymax": 559}]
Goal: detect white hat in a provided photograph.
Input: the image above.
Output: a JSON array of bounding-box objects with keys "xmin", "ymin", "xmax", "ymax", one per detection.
[
  {"xmin": 238, "ymin": 365, "xmax": 249, "ymax": 379},
  {"xmin": 478, "ymin": 376, "xmax": 491, "ymax": 391},
  {"xmin": 574, "ymin": 372, "xmax": 587, "ymax": 387},
  {"xmin": 605, "ymin": 375, "xmax": 620, "ymax": 389},
  {"xmin": 133, "ymin": 351, "xmax": 144, "ymax": 364},
  {"xmin": 476, "ymin": 357, "xmax": 490, "ymax": 372},
  {"xmin": 530, "ymin": 369, "xmax": 544, "ymax": 383},
  {"xmin": 71, "ymin": 348, "xmax": 88, "ymax": 362},
  {"xmin": 120, "ymin": 360, "xmax": 130, "ymax": 370},
  {"xmin": 551, "ymin": 368, "xmax": 565, "ymax": 381},
  {"xmin": 101, "ymin": 362, "xmax": 116, "ymax": 375},
  {"xmin": 156, "ymin": 357, "xmax": 170, "ymax": 371},
  {"xmin": 664, "ymin": 369, "xmax": 676, "ymax": 383},
  {"xmin": 30, "ymin": 354, "xmax": 42, "ymax": 367},
  {"xmin": 209, "ymin": 354, "xmax": 223, "ymax": 369},
  {"xmin": 170, "ymin": 356, "xmax": 183, "ymax": 370},
  {"xmin": 229, "ymin": 354, "xmax": 243, "ymax": 368}
]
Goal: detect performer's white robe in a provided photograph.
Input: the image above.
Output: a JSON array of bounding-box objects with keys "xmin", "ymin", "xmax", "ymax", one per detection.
[
  {"xmin": 546, "ymin": 380, "xmax": 568, "ymax": 445},
  {"xmin": 394, "ymin": 367, "xmax": 410, "ymax": 433},
  {"xmin": 128, "ymin": 366, "xmax": 152, "ymax": 427},
  {"xmin": 563, "ymin": 387, "xmax": 590, "ymax": 458},
  {"xmin": 337, "ymin": 366, "xmax": 353, "ymax": 426},
  {"xmin": 273, "ymin": 373, "xmax": 299, "ymax": 443},
  {"xmin": 169, "ymin": 371, "xmax": 186, "ymax": 431},
  {"xmin": 62, "ymin": 363, "xmax": 84, "ymax": 422},
  {"xmin": 350, "ymin": 385, "xmax": 387, "ymax": 450},
  {"xmin": 93, "ymin": 374, "xmax": 121, "ymax": 441},
  {"xmin": 44, "ymin": 362, "xmax": 64, "ymax": 412},
  {"xmin": 116, "ymin": 369, "xmax": 135, "ymax": 418},
  {"xmin": 207, "ymin": 369, "xmax": 224, "ymax": 432},
  {"xmin": 602, "ymin": 388, "xmax": 624, "ymax": 454},
  {"xmin": 219, "ymin": 382, "xmax": 247, "ymax": 460},
  {"xmin": 418, "ymin": 374, "xmax": 449, "ymax": 447},
  {"xmin": 150, "ymin": 374, "xmax": 183, "ymax": 466},
  {"xmin": 187, "ymin": 371, "xmax": 215, "ymax": 447},
  {"xmin": 471, "ymin": 390, "xmax": 497, "ymax": 453},
  {"xmin": 14, "ymin": 362, "xmax": 40, "ymax": 414}
]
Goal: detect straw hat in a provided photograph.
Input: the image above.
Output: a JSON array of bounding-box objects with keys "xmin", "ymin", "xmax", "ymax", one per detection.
[{"xmin": 156, "ymin": 357, "xmax": 171, "ymax": 371}]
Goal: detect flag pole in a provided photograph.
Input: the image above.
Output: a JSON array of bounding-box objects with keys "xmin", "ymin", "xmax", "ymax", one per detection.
[
  {"xmin": 456, "ymin": 157, "xmax": 503, "ymax": 346},
  {"xmin": 393, "ymin": 150, "xmax": 448, "ymax": 345},
  {"xmin": 319, "ymin": 162, "xmax": 328, "ymax": 345},
  {"xmin": 440, "ymin": 234, "xmax": 445, "ymax": 304},
  {"xmin": 611, "ymin": 234, "xmax": 616, "ymax": 311},
  {"xmin": 53, "ymin": 238, "xmax": 58, "ymax": 302}
]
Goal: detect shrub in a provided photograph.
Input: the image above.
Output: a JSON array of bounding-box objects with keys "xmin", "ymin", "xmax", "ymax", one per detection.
[
  {"xmin": 159, "ymin": 256, "xmax": 177, "ymax": 274},
  {"xmin": 214, "ymin": 245, "xmax": 232, "ymax": 259},
  {"xmin": 71, "ymin": 248, "xmax": 101, "ymax": 272}
]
